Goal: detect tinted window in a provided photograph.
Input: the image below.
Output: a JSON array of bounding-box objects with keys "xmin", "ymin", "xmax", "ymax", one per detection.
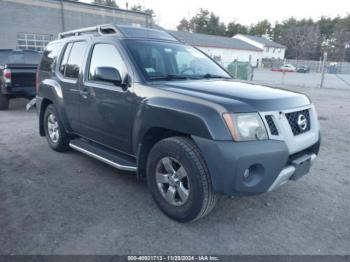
[
  {"xmin": 23, "ymin": 51, "xmax": 41, "ymax": 64},
  {"xmin": 0, "ymin": 50, "xmax": 40, "ymax": 65},
  {"xmin": 59, "ymin": 43, "xmax": 73, "ymax": 75},
  {"xmin": 60, "ymin": 41, "xmax": 87, "ymax": 79},
  {"xmin": 88, "ymin": 44, "xmax": 128, "ymax": 83},
  {"xmin": 40, "ymin": 42, "xmax": 64, "ymax": 72}
]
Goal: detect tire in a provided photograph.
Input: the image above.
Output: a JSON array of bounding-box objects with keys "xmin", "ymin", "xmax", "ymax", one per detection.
[
  {"xmin": 43, "ymin": 104, "xmax": 70, "ymax": 152},
  {"xmin": 147, "ymin": 136, "xmax": 218, "ymax": 222},
  {"xmin": 0, "ymin": 93, "xmax": 9, "ymax": 110}
]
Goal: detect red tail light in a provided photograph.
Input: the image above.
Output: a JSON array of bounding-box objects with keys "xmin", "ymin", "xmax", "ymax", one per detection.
[
  {"xmin": 3, "ymin": 69, "xmax": 11, "ymax": 83},
  {"xmin": 35, "ymin": 70, "xmax": 40, "ymax": 93}
]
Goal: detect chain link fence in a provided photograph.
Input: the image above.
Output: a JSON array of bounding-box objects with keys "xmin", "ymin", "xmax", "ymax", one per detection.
[
  {"xmin": 261, "ymin": 58, "xmax": 350, "ymax": 74},
  {"xmin": 219, "ymin": 58, "xmax": 350, "ymax": 89}
]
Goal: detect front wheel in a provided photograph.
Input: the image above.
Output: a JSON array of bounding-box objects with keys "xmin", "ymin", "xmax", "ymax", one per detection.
[
  {"xmin": 43, "ymin": 104, "xmax": 70, "ymax": 152},
  {"xmin": 147, "ymin": 137, "xmax": 218, "ymax": 222}
]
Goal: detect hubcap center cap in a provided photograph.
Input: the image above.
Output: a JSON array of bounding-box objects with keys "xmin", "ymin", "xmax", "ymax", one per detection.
[{"xmin": 168, "ymin": 175, "xmax": 179, "ymax": 186}]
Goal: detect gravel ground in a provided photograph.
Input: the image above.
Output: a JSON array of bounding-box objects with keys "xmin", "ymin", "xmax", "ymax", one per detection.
[{"xmin": 0, "ymin": 86, "xmax": 349, "ymax": 255}]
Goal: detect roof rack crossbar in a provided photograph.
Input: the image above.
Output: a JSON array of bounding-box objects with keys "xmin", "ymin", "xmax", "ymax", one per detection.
[{"xmin": 58, "ymin": 24, "xmax": 123, "ymax": 39}]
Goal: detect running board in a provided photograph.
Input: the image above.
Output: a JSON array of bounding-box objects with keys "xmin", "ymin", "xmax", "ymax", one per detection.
[{"xmin": 69, "ymin": 139, "xmax": 137, "ymax": 172}]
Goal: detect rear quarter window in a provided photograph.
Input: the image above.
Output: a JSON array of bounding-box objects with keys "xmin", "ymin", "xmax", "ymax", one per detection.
[
  {"xmin": 40, "ymin": 42, "xmax": 64, "ymax": 72},
  {"xmin": 59, "ymin": 41, "xmax": 87, "ymax": 79}
]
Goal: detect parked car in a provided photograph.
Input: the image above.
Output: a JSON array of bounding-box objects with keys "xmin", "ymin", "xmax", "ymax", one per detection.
[
  {"xmin": 271, "ymin": 64, "xmax": 296, "ymax": 72},
  {"xmin": 297, "ymin": 65, "xmax": 310, "ymax": 73},
  {"xmin": 0, "ymin": 49, "xmax": 40, "ymax": 110},
  {"xmin": 33, "ymin": 25, "xmax": 321, "ymax": 222}
]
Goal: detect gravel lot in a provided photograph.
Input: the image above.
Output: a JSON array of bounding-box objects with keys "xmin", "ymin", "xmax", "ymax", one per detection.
[{"xmin": 0, "ymin": 86, "xmax": 349, "ymax": 255}]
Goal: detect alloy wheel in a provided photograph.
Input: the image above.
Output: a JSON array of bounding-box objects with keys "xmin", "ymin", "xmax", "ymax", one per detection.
[
  {"xmin": 47, "ymin": 113, "xmax": 60, "ymax": 144},
  {"xmin": 155, "ymin": 157, "xmax": 190, "ymax": 206}
]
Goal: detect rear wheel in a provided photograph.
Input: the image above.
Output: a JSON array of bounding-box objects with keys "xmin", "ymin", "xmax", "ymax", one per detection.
[
  {"xmin": 0, "ymin": 93, "xmax": 9, "ymax": 110},
  {"xmin": 44, "ymin": 104, "xmax": 70, "ymax": 152},
  {"xmin": 147, "ymin": 137, "xmax": 218, "ymax": 222}
]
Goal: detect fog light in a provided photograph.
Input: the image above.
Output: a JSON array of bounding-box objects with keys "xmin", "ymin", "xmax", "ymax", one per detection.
[{"xmin": 243, "ymin": 169, "xmax": 250, "ymax": 180}]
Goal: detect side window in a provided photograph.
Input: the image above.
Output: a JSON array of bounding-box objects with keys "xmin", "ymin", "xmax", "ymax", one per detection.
[
  {"xmin": 59, "ymin": 43, "xmax": 72, "ymax": 75},
  {"xmin": 88, "ymin": 44, "xmax": 128, "ymax": 83},
  {"xmin": 40, "ymin": 42, "xmax": 64, "ymax": 72},
  {"xmin": 60, "ymin": 41, "xmax": 87, "ymax": 79}
]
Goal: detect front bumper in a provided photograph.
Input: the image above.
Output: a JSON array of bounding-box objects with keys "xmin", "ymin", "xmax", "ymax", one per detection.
[
  {"xmin": 192, "ymin": 135, "xmax": 321, "ymax": 197},
  {"xmin": 267, "ymin": 153, "xmax": 317, "ymax": 192}
]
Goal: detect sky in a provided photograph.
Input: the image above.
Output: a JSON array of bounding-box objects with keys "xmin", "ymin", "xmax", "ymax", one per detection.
[{"xmin": 80, "ymin": 0, "xmax": 349, "ymax": 29}]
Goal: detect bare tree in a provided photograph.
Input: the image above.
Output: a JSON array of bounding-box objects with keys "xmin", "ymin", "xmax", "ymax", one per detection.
[{"xmin": 283, "ymin": 24, "xmax": 320, "ymax": 60}]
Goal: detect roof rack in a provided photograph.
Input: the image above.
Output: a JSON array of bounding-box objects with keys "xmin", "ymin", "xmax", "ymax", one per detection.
[{"xmin": 58, "ymin": 24, "xmax": 123, "ymax": 39}]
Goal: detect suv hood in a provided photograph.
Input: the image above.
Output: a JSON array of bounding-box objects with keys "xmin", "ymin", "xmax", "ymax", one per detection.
[{"xmin": 159, "ymin": 80, "xmax": 311, "ymax": 112}]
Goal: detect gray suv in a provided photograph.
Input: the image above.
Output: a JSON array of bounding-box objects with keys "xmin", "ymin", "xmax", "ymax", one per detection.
[{"xmin": 34, "ymin": 25, "xmax": 321, "ymax": 222}]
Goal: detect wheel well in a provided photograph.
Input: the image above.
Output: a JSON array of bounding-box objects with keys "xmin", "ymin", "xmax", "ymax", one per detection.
[
  {"xmin": 39, "ymin": 98, "xmax": 53, "ymax": 136},
  {"xmin": 137, "ymin": 127, "xmax": 190, "ymax": 179}
]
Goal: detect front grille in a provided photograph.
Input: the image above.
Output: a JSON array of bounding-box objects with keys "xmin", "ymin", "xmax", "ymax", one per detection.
[
  {"xmin": 265, "ymin": 115, "xmax": 279, "ymax": 135},
  {"xmin": 285, "ymin": 109, "xmax": 311, "ymax": 136}
]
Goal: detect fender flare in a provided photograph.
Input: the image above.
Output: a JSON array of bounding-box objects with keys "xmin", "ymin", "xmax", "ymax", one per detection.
[
  {"xmin": 131, "ymin": 96, "xmax": 231, "ymax": 154},
  {"xmin": 38, "ymin": 79, "xmax": 73, "ymax": 135}
]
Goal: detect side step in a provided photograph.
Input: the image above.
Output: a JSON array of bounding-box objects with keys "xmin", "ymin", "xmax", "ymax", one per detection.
[{"xmin": 69, "ymin": 139, "xmax": 137, "ymax": 172}]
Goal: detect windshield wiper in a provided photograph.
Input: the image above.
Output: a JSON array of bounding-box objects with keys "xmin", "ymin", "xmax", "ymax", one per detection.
[{"xmin": 148, "ymin": 75, "xmax": 190, "ymax": 81}]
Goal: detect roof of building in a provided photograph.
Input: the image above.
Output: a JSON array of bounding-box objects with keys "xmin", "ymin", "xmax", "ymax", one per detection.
[
  {"xmin": 237, "ymin": 34, "xmax": 285, "ymax": 48},
  {"xmin": 62, "ymin": 0, "xmax": 151, "ymax": 17},
  {"xmin": 168, "ymin": 30, "xmax": 263, "ymax": 52}
]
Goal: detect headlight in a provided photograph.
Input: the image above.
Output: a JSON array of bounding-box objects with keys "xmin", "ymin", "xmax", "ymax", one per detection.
[{"xmin": 223, "ymin": 113, "xmax": 268, "ymax": 141}]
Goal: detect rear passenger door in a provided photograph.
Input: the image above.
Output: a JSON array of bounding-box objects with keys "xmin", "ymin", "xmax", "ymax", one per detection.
[
  {"xmin": 78, "ymin": 42, "xmax": 133, "ymax": 153},
  {"xmin": 58, "ymin": 41, "xmax": 88, "ymax": 131}
]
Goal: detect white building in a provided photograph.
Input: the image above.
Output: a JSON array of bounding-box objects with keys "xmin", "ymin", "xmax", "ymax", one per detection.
[
  {"xmin": 234, "ymin": 34, "xmax": 286, "ymax": 61},
  {"xmin": 169, "ymin": 31, "xmax": 264, "ymax": 67}
]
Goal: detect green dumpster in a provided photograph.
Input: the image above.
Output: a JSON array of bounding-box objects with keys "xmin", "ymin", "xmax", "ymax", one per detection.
[{"xmin": 227, "ymin": 61, "xmax": 254, "ymax": 80}]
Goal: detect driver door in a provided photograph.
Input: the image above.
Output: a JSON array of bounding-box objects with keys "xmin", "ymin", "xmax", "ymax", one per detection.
[{"xmin": 78, "ymin": 42, "xmax": 133, "ymax": 153}]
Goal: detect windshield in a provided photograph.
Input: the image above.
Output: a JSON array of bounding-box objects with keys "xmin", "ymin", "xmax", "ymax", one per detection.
[{"xmin": 124, "ymin": 40, "xmax": 231, "ymax": 81}]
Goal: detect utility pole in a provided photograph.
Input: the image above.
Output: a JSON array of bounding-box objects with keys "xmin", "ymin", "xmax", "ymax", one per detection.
[
  {"xmin": 320, "ymin": 52, "xmax": 327, "ymax": 88},
  {"xmin": 60, "ymin": 0, "xmax": 66, "ymax": 32}
]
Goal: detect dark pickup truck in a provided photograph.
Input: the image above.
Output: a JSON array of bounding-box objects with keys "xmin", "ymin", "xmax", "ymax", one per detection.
[
  {"xmin": 35, "ymin": 25, "xmax": 321, "ymax": 222},
  {"xmin": 0, "ymin": 49, "xmax": 40, "ymax": 110}
]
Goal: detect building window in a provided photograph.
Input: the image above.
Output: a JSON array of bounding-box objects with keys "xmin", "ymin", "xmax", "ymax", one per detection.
[{"xmin": 17, "ymin": 33, "xmax": 53, "ymax": 52}]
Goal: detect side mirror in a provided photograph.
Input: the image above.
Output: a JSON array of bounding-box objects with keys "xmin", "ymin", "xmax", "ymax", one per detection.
[{"xmin": 94, "ymin": 67, "xmax": 122, "ymax": 86}]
